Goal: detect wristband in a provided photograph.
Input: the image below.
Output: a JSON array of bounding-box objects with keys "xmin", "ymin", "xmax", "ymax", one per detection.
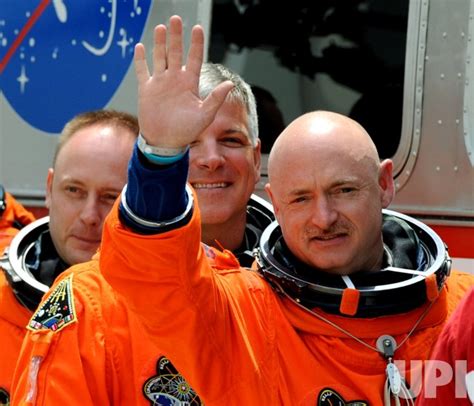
[
  {"xmin": 137, "ymin": 133, "xmax": 188, "ymax": 156},
  {"xmin": 142, "ymin": 148, "xmax": 189, "ymax": 165},
  {"xmin": 120, "ymin": 184, "xmax": 194, "ymax": 229}
]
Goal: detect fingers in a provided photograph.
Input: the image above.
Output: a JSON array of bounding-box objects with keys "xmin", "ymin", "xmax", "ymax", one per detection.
[
  {"xmin": 150, "ymin": 16, "xmax": 204, "ymax": 77},
  {"xmin": 167, "ymin": 15, "xmax": 183, "ymax": 71},
  {"xmin": 186, "ymin": 25, "xmax": 204, "ymax": 77},
  {"xmin": 134, "ymin": 43, "xmax": 150, "ymax": 83},
  {"xmin": 153, "ymin": 25, "xmax": 167, "ymax": 74},
  {"xmin": 202, "ymin": 81, "xmax": 235, "ymax": 116}
]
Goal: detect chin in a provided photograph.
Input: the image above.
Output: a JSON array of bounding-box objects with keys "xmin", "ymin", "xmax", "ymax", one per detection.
[
  {"xmin": 200, "ymin": 208, "xmax": 233, "ymax": 225},
  {"xmin": 70, "ymin": 251, "xmax": 96, "ymax": 265},
  {"xmin": 307, "ymin": 257, "xmax": 353, "ymax": 275}
]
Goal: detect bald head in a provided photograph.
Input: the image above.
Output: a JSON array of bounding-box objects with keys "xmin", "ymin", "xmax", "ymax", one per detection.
[
  {"xmin": 265, "ymin": 110, "xmax": 395, "ymax": 275},
  {"xmin": 268, "ymin": 111, "xmax": 380, "ymax": 183}
]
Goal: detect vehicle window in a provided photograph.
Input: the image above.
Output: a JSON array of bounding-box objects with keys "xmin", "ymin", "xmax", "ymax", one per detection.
[{"xmin": 209, "ymin": 0, "xmax": 409, "ymax": 160}]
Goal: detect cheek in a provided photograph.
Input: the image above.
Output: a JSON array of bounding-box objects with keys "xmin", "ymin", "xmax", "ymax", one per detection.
[
  {"xmin": 188, "ymin": 160, "xmax": 198, "ymax": 176},
  {"xmin": 51, "ymin": 197, "xmax": 83, "ymax": 225},
  {"xmin": 98, "ymin": 203, "xmax": 114, "ymax": 220},
  {"xmin": 363, "ymin": 215, "xmax": 382, "ymax": 237},
  {"xmin": 348, "ymin": 202, "xmax": 380, "ymax": 225},
  {"xmin": 48, "ymin": 214, "xmax": 68, "ymax": 244},
  {"xmin": 345, "ymin": 214, "xmax": 380, "ymax": 251},
  {"xmin": 52, "ymin": 189, "xmax": 75, "ymax": 208},
  {"xmin": 233, "ymin": 153, "xmax": 256, "ymax": 173},
  {"xmin": 48, "ymin": 195, "xmax": 64, "ymax": 217},
  {"xmin": 278, "ymin": 209, "xmax": 302, "ymax": 235},
  {"xmin": 336, "ymin": 199, "xmax": 370, "ymax": 221}
]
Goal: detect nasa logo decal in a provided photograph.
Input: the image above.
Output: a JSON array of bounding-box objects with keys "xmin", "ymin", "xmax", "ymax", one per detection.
[
  {"xmin": 143, "ymin": 356, "xmax": 202, "ymax": 405},
  {"xmin": 318, "ymin": 388, "xmax": 368, "ymax": 406},
  {"xmin": 1, "ymin": 0, "xmax": 152, "ymax": 132}
]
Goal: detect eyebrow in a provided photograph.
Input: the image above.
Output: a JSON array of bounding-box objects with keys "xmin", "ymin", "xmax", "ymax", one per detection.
[
  {"xmin": 286, "ymin": 178, "xmax": 360, "ymax": 197},
  {"xmin": 287, "ymin": 188, "xmax": 312, "ymax": 197},
  {"xmin": 220, "ymin": 128, "xmax": 252, "ymax": 143},
  {"xmin": 221, "ymin": 128, "xmax": 249, "ymax": 136},
  {"xmin": 57, "ymin": 176, "xmax": 84, "ymax": 185},
  {"xmin": 331, "ymin": 178, "xmax": 359, "ymax": 187},
  {"xmin": 58, "ymin": 177, "xmax": 122, "ymax": 192}
]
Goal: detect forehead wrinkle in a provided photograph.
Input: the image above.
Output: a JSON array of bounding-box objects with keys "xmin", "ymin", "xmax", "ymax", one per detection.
[
  {"xmin": 56, "ymin": 174, "xmax": 83, "ymax": 183},
  {"xmin": 331, "ymin": 176, "xmax": 360, "ymax": 186},
  {"xmin": 286, "ymin": 175, "xmax": 360, "ymax": 195},
  {"xmin": 54, "ymin": 174, "xmax": 90, "ymax": 189},
  {"xmin": 55, "ymin": 173, "xmax": 123, "ymax": 194},
  {"xmin": 287, "ymin": 187, "xmax": 312, "ymax": 197}
]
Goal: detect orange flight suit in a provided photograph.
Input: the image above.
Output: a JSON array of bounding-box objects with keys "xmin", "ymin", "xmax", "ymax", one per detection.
[
  {"xmin": 0, "ymin": 192, "xmax": 35, "ymax": 251},
  {"xmin": 0, "ymin": 193, "xmax": 35, "ymax": 403},
  {"xmin": 12, "ymin": 199, "xmax": 474, "ymax": 405}
]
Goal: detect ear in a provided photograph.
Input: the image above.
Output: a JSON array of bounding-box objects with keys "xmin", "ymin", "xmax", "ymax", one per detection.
[
  {"xmin": 45, "ymin": 168, "xmax": 54, "ymax": 209},
  {"xmin": 265, "ymin": 182, "xmax": 280, "ymax": 217},
  {"xmin": 379, "ymin": 159, "xmax": 395, "ymax": 208},
  {"xmin": 253, "ymin": 140, "xmax": 262, "ymax": 183}
]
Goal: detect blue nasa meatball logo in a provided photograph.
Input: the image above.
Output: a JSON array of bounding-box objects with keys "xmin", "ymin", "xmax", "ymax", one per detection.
[{"xmin": 0, "ymin": 0, "xmax": 152, "ymax": 132}]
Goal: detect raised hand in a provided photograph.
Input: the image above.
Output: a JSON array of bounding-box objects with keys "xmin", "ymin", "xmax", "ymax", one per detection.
[{"xmin": 134, "ymin": 15, "xmax": 234, "ymax": 149}]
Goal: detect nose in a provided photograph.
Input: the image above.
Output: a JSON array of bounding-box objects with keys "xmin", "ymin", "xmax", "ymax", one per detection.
[
  {"xmin": 192, "ymin": 140, "xmax": 225, "ymax": 172},
  {"xmin": 79, "ymin": 195, "xmax": 101, "ymax": 227},
  {"xmin": 310, "ymin": 195, "xmax": 338, "ymax": 231}
]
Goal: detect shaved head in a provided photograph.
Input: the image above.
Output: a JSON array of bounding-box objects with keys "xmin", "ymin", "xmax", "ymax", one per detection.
[
  {"xmin": 268, "ymin": 111, "xmax": 380, "ymax": 184},
  {"xmin": 265, "ymin": 111, "xmax": 395, "ymax": 275}
]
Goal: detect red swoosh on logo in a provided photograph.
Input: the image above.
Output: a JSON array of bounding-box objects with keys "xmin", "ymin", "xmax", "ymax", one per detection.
[{"xmin": 0, "ymin": 0, "xmax": 51, "ymax": 74}]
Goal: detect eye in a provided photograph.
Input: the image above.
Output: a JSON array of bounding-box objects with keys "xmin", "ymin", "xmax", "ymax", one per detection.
[
  {"xmin": 220, "ymin": 136, "xmax": 246, "ymax": 147},
  {"xmin": 290, "ymin": 195, "xmax": 309, "ymax": 204},
  {"xmin": 63, "ymin": 185, "xmax": 85, "ymax": 199},
  {"xmin": 65, "ymin": 185, "xmax": 80, "ymax": 194},
  {"xmin": 101, "ymin": 192, "xmax": 119, "ymax": 204},
  {"xmin": 334, "ymin": 186, "xmax": 357, "ymax": 196}
]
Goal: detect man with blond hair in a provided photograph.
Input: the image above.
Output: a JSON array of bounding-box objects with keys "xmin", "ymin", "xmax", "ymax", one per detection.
[{"xmin": 0, "ymin": 110, "xmax": 138, "ymax": 403}]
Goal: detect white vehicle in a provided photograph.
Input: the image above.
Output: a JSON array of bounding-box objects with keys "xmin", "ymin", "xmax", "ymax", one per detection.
[{"xmin": 1, "ymin": 0, "xmax": 472, "ymax": 269}]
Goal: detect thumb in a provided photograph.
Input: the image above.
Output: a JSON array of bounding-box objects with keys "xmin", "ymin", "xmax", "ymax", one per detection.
[{"xmin": 201, "ymin": 81, "xmax": 234, "ymax": 118}]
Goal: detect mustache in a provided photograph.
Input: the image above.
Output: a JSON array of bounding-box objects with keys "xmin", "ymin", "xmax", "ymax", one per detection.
[{"xmin": 304, "ymin": 223, "xmax": 351, "ymax": 239}]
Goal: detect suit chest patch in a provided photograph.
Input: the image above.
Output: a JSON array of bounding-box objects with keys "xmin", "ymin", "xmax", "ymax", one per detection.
[
  {"xmin": 143, "ymin": 356, "xmax": 202, "ymax": 405},
  {"xmin": 27, "ymin": 274, "xmax": 76, "ymax": 332}
]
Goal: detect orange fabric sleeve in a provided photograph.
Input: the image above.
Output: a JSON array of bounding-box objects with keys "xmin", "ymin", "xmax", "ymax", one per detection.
[
  {"xmin": 100, "ymin": 195, "xmax": 278, "ymax": 404},
  {"xmin": 11, "ymin": 268, "xmax": 115, "ymax": 406},
  {"xmin": 0, "ymin": 193, "xmax": 35, "ymax": 251}
]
